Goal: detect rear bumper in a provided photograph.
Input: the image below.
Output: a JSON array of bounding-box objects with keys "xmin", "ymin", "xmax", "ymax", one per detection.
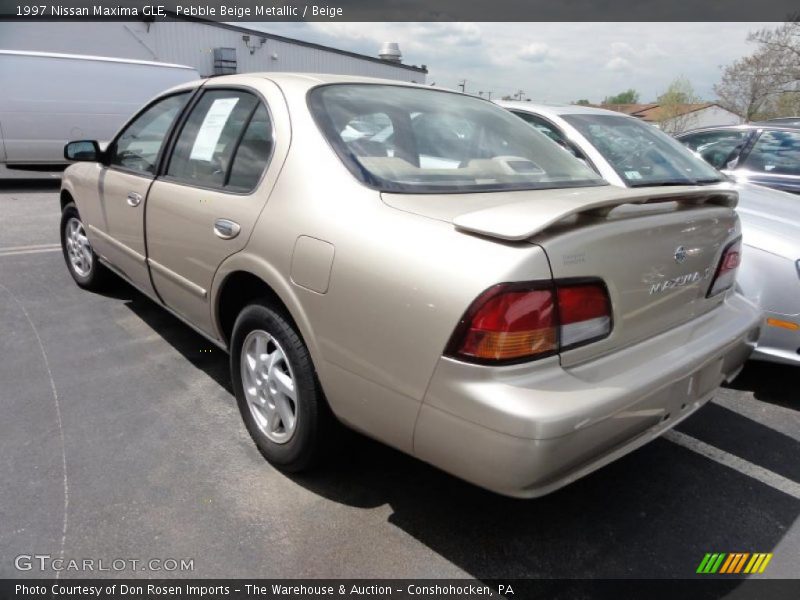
[
  {"xmin": 750, "ymin": 311, "xmax": 800, "ymax": 366},
  {"xmin": 413, "ymin": 293, "xmax": 761, "ymax": 498}
]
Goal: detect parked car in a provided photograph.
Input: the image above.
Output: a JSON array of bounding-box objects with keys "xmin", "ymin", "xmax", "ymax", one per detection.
[
  {"xmin": 735, "ymin": 184, "xmax": 800, "ymax": 365},
  {"xmin": 0, "ymin": 50, "xmax": 199, "ymax": 171},
  {"xmin": 501, "ymin": 101, "xmax": 798, "ymax": 366},
  {"xmin": 60, "ymin": 75, "xmax": 760, "ymax": 498},
  {"xmin": 760, "ymin": 117, "xmax": 800, "ymax": 127},
  {"xmin": 675, "ymin": 123, "xmax": 800, "ymax": 194}
]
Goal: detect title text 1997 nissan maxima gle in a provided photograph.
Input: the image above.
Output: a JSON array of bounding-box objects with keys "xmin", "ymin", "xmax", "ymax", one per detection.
[{"xmin": 59, "ymin": 74, "xmax": 761, "ymax": 497}]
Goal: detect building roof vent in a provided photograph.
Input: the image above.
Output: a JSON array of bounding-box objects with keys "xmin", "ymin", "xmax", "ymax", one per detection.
[{"xmin": 379, "ymin": 42, "xmax": 402, "ymax": 63}]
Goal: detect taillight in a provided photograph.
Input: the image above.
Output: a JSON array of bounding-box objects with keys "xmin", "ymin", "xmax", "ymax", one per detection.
[
  {"xmin": 445, "ymin": 279, "xmax": 612, "ymax": 365},
  {"xmin": 557, "ymin": 283, "xmax": 612, "ymax": 349},
  {"xmin": 707, "ymin": 237, "xmax": 742, "ymax": 297}
]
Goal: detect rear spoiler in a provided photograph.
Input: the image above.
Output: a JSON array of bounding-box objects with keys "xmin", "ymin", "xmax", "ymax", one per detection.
[{"xmin": 453, "ymin": 186, "xmax": 738, "ymax": 242}]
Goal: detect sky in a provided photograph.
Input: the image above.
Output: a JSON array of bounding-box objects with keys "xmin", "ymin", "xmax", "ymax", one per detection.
[{"xmin": 248, "ymin": 22, "xmax": 778, "ymax": 103}]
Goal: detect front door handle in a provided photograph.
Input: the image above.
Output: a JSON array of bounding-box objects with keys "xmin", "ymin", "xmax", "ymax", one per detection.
[
  {"xmin": 127, "ymin": 192, "xmax": 142, "ymax": 207},
  {"xmin": 214, "ymin": 219, "xmax": 240, "ymax": 240}
]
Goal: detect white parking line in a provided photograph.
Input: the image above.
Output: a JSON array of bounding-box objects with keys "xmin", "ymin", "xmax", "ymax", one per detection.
[
  {"xmin": 712, "ymin": 394, "xmax": 800, "ymax": 443},
  {"xmin": 0, "ymin": 243, "xmax": 61, "ymax": 257},
  {"xmin": 664, "ymin": 430, "xmax": 800, "ymax": 500}
]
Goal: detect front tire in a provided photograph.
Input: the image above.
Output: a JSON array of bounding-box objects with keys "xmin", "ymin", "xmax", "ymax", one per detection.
[
  {"xmin": 60, "ymin": 203, "xmax": 110, "ymax": 290},
  {"xmin": 230, "ymin": 303, "xmax": 332, "ymax": 472}
]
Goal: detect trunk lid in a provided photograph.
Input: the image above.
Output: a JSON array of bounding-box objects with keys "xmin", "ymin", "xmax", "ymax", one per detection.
[{"xmin": 383, "ymin": 184, "xmax": 740, "ymax": 366}]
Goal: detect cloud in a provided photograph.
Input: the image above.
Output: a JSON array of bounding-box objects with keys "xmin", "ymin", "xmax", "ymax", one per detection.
[
  {"xmin": 517, "ymin": 42, "xmax": 553, "ymax": 63},
  {"xmin": 409, "ymin": 22, "xmax": 483, "ymax": 47},
  {"xmin": 609, "ymin": 41, "xmax": 635, "ymax": 57},
  {"xmin": 246, "ymin": 22, "xmax": 775, "ymax": 103},
  {"xmin": 605, "ymin": 56, "xmax": 633, "ymax": 71}
]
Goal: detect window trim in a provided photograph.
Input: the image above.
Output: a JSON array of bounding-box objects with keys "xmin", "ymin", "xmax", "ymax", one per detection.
[
  {"xmin": 307, "ymin": 82, "xmax": 606, "ymax": 195},
  {"xmin": 105, "ymin": 89, "xmax": 197, "ymax": 180},
  {"xmin": 156, "ymin": 85, "xmax": 275, "ymax": 196}
]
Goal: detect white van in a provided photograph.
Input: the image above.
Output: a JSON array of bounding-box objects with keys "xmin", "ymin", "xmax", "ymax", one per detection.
[{"xmin": 0, "ymin": 50, "xmax": 199, "ymax": 170}]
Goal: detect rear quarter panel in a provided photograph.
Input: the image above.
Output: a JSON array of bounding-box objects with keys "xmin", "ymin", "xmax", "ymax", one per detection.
[{"xmin": 213, "ymin": 78, "xmax": 554, "ymax": 452}]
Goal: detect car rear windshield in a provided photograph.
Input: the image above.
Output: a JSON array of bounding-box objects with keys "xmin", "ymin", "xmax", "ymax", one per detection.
[
  {"xmin": 309, "ymin": 84, "xmax": 606, "ymax": 194},
  {"xmin": 561, "ymin": 113, "xmax": 725, "ymax": 187}
]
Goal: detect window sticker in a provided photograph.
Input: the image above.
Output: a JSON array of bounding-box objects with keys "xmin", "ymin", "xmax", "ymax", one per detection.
[
  {"xmin": 190, "ymin": 97, "xmax": 240, "ymax": 161},
  {"xmin": 625, "ymin": 170, "xmax": 643, "ymax": 180}
]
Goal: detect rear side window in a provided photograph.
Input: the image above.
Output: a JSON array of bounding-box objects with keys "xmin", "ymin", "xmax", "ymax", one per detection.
[
  {"xmin": 227, "ymin": 104, "xmax": 274, "ymax": 191},
  {"xmin": 167, "ymin": 89, "xmax": 272, "ymax": 191},
  {"xmin": 741, "ymin": 130, "xmax": 800, "ymax": 176}
]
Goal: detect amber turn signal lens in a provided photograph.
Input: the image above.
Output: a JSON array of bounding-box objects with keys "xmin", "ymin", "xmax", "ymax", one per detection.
[
  {"xmin": 766, "ymin": 318, "xmax": 799, "ymax": 331},
  {"xmin": 460, "ymin": 328, "xmax": 557, "ymax": 361}
]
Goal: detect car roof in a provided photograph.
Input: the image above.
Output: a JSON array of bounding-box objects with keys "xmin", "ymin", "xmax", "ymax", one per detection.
[
  {"xmin": 679, "ymin": 123, "xmax": 800, "ymax": 136},
  {"xmin": 201, "ymin": 72, "xmax": 431, "ymax": 90},
  {"xmin": 0, "ymin": 49, "xmax": 196, "ymax": 70},
  {"xmin": 496, "ymin": 101, "xmax": 633, "ymax": 119},
  {"xmin": 751, "ymin": 120, "xmax": 800, "ymax": 129}
]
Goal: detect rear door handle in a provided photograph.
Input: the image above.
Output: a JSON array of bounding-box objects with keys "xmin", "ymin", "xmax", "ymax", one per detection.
[
  {"xmin": 213, "ymin": 219, "xmax": 240, "ymax": 240},
  {"xmin": 127, "ymin": 192, "xmax": 142, "ymax": 207}
]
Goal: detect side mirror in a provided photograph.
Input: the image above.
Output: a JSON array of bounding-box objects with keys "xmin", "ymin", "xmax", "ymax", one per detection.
[{"xmin": 64, "ymin": 140, "xmax": 102, "ymax": 162}]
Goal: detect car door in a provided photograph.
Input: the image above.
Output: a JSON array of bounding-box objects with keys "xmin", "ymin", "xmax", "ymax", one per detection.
[
  {"xmin": 145, "ymin": 83, "xmax": 287, "ymax": 334},
  {"xmin": 90, "ymin": 92, "xmax": 191, "ymax": 294},
  {"xmin": 735, "ymin": 129, "xmax": 800, "ymax": 194},
  {"xmin": 678, "ymin": 129, "xmax": 752, "ymax": 172}
]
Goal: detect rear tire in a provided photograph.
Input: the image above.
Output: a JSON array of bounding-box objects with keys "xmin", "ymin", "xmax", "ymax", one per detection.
[
  {"xmin": 60, "ymin": 202, "xmax": 110, "ymax": 291},
  {"xmin": 230, "ymin": 303, "xmax": 333, "ymax": 472}
]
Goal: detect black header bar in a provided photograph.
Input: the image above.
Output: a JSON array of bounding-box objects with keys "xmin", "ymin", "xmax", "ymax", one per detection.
[{"xmin": 0, "ymin": 0, "xmax": 798, "ymax": 22}]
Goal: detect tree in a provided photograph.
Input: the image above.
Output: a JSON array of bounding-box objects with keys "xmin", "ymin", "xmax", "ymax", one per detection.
[
  {"xmin": 770, "ymin": 91, "xmax": 800, "ymax": 117},
  {"xmin": 714, "ymin": 19, "xmax": 800, "ymax": 121},
  {"xmin": 574, "ymin": 99, "xmax": 591, "ymax": 105},
  {"xmin": 714, "ymin": 50, "xmax": 781, "ymax": 120},
  {"xmin": 656, "ymin": 76, "xmax": 702, "ymax": 134},
  {"xmin": 749, "ymin": 19, "xmax": 800, "ymax": 91},
  {"xmin": 602, "ymin": 89, "xmax": 639, "ymax": 105}
]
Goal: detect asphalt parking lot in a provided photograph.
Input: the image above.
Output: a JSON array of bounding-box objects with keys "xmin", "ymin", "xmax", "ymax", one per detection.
[{"xmin": 1, "ymin": 181, "xmax": 798, "ymax": 581}]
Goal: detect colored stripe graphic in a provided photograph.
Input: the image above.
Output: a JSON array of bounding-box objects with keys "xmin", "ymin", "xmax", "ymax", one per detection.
[
  {"xmin": 719, "ymin": 554, "xmax": 736, "ymax": 573},
  {"xmin": 733, "ymin": 553, "xmax": 749, "ymax": 573},
  {"xmin": 698, "ymin": 553, "xmax": 773, "ymax": 574},
  {"xmin": 697, "ymin": 553, "xmax": 727, "ymax": 573},
  {"xmin": 697, "ymin": 554, "xmax": 713, "ymax": 573}
]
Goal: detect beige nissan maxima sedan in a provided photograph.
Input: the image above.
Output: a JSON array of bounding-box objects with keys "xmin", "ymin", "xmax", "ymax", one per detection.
[{"xmin": 59, "ymin": 74, "xmax": 761, "ymax": 497}]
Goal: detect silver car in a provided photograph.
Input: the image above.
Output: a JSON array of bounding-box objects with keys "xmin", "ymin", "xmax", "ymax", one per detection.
[
  {"xmin": 59, "ymin": 75, "xmax": 760, "ymax": 498},
  {"xmin": 501, "ymin": 101, "xmax": 799, "ymax": 366}
]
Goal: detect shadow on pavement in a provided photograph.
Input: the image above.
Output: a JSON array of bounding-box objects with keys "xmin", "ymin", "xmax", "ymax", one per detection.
[
  {"xmin": 103, "ymin": 278, "xmax": 233, "ymax": 394},
  {"xmin": 0, "ymin": 179, "xmax": 62, "ymax": 192},
  {"xmin": 727, "ymin": 361, "xmax": 799, "ymax": 409}
]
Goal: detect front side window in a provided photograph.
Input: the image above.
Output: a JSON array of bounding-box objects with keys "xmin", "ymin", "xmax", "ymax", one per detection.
[
  {"xmin": 167, "ymin": 90, "xmax": 271, "ymax": 191},
  {"xmin": 109, "ymin": 93, "xmax": 189, "ymax": 175},
  {"xmin": 741, "ymin": 130, "xmax": 800, "ymax": 176},
  {"xmin": 562, "ymin": 114, "xmax": 725, "ymax": 187},
  {"xmin": 309, "ymin": 84, "xmax": 604, "ymax": 194},
  {"xmin": 679, "ymin": 129, "xmax": 750, "ymax": 170}
]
